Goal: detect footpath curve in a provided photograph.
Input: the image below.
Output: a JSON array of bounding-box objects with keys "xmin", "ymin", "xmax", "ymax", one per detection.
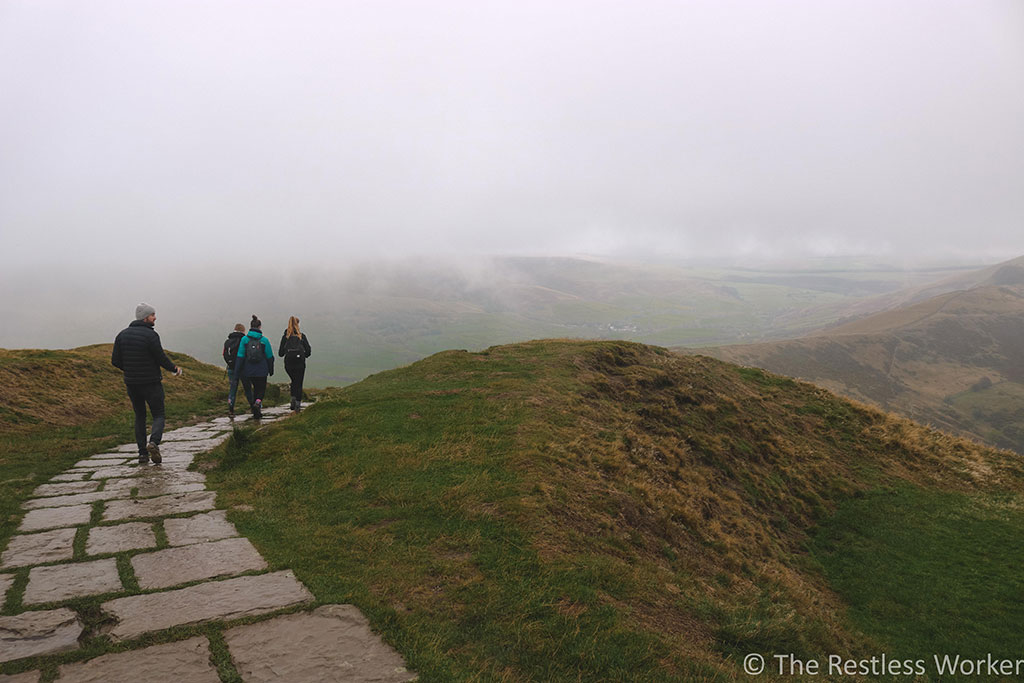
[{"xmin": 1, "ymin": 406, "xmax": 416, "ymax": 682}]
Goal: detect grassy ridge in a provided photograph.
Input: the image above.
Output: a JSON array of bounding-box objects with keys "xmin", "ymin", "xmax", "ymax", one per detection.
[
  {"xmin": 0, "ymin": 345, "xmax": 231, "ymax": 552},
  {"xmin": 200, "ymin": 340, "xmax": 1024, "ymax": 680}
]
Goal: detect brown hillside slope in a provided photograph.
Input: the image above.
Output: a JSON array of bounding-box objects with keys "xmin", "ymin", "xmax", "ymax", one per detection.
[{"xmin": 699, "ymin": 285, "xmax": 1024, "ymax": 453}]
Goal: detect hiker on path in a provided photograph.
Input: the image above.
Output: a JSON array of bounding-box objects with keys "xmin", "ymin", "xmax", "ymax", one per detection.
[
  {"xmin": 222, "ymin": 323, "xmax": 252, "ymax": 416},
  {"xmin": 278, "ymin": 316, "xmax": 312, "ymax": 411},
  {"xmin": 234, "ymin": 314, "xmax": 274, "ymax": 419},
  {"xmin": 111, "ymin": 303, "xmax": 182, "ymax": 464}
]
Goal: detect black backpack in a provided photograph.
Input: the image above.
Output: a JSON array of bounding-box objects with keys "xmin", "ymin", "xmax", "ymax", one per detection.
[
  {"xmin": 285, "ymin": 334, "xmax": 304, "ymax": 362},
  {"xmin": 223, "ymin": 335, "xmax": 241, "ymax": 368},
  {"xmin": 244, "ymin": 336, "xmax": 265, "ymax": 364}
]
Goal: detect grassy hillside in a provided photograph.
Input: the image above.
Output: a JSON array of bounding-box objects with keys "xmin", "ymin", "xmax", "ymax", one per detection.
[
  {"xmin": 703, "ymin": 285, "xmax": 1024, "ymax": 454},
  {"xmin": 0, "ymin": 345, "xmax": 232, "ymax": 551},
  {"xmin": 198, "ymin": 340, "xmax": 1024, "ymax": 680}
]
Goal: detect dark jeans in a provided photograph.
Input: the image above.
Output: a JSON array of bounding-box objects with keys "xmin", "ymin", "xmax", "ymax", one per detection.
[
  {"xmin": 126, "ymin": 382, "xmax": 165, "ymax": 456},
  {"xmin": 285, "ymin": 361, "xmax": 305, "ymax": 403},
  {"xmin": 241, "ymin": 376, "xmax": 267, "ymax": 405},
  {"xmin": 227, "ymin": 366, "xmax": 252, "ymax": 407}
]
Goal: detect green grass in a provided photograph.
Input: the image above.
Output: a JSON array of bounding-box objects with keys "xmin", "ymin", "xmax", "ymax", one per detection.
[
  {"xmin": 811, "ymin": 485, "xmax": 1024, "ymax": 667},
  {"xmin": 197, "ymin": 339, "xmax": 1024, "ymax": 680}
]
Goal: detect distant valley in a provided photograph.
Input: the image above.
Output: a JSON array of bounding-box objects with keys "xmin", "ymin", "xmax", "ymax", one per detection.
[{"xmin": 0, "ymin": 255, "xmax": 982, "ymax": 387}]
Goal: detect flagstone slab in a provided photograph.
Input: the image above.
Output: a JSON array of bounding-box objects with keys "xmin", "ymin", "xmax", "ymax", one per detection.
[
  {"xmin": 0, "ymin": 608, "xmax": 83, "ymax": 663},
  {"xmin": 73, "ymin": 459, "xmax": 129, "ymax": 469},
  {"xmin": 19, "ymin": 505, "xmax": 92, "ymax": 532},
  {"xmin": 23, "ymin": 558, "xmax": 122, "ymax": 605},
  {"xmin": 103, "ymin": 491, "xmax": 216, "ymax": 522},
  {"xmin": 32, "ymin": 481, "xmax": 100, "ymax": 498},
  {"xmin": 50, "ymin": 473, "xmax": 90, "ymax": 482},
  {"xmin": 22, "ymin": 490, "xmax": 127, "ymax": 510},
  {"xmin": 132, "ymin": 537, "xmax": 266, "ymax": 590},
  {"xmin": 224, "ymin": 604, "xmax": 415, "ymax": 683},
  {"xmin": 87, "ymin": 467, "xmax": 139, "ymax": 480},
  {"xmin": 1, "ymin": 528, "xmax": 77, "ymax": 569},
  {"xmin": 102, "ymin": 472, "xmax": 206, "ymax": 495},
  {"xmin": 137, "ymin": 482, "xmax": 207, "ymax": 498},
  {"xmin": 0, "ymin": 670, "xmax": 40, "ymax": 682},
  {"xmin": 102, "ymin": 570, "xmax": 313, "ymax": 641},
  {"xmin": 164, "ymin": 511, "xmax": 238, "ymax": 546},
  {"xmin": 86, "ymin": 523, "xmax": 156, "ymax": 556},
  {"xmin": 163, "ymin": 431, "xmax": 225, "ymax": 441},
  {"xmin": 55, "ymin": 635, "xmax": 219, "ymax": 683}
]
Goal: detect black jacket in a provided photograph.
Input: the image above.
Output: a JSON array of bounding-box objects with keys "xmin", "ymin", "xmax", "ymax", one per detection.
[
  {"xmin": 278, "ymin": 332, "xmax": 311, "ymax": 366},
  {"xmin": 111, "ymin": 320, "xmax": 177, "ymax": 384},
  {"xmin": 223, "ymin": 331, "xmax": 246, "ymax": 368}
]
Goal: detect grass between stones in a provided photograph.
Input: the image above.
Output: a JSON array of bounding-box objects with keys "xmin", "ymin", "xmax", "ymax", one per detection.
[{"xmin": 197, "ymin": 339, "xmax": 1024, "ymax": 680}]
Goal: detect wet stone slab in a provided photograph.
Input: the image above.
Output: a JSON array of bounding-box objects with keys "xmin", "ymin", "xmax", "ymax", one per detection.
[
  {"xmin": 23, "ymin": 558, "xmax": 122, "ymax": 605},
  {"xmin": 103, "ymin": 491, "xmax": 216, "ymax": 522},
  {"xmin": 50, "ymin": 472, "xmax": 90, "ymax": 482},
  {"xmin": 224, "ymin": 605, "xmax": 416, "ymax": 683},
  {"xmin": 164, "ymin": 510, "xmax": 238, "ymax": 546},
  {"xmin": 19, "ymin": 504, "xmax": 92, "ymax": 532},
  {"xmin": 0, "ymin": 608, "xmax": 83, "ymax": 663},
  {"xmin": 22, "ymin": 489, "xmax": 127, "ymax": 510},
  {"xmin": 56, "ymin": 635, "xmax": 220, "ymax": 683},
  {"xmin": 102, "ymin": 471, "xmax": 206, "ymax": 495},
  {"xmin": 72, "ymin": 460, "xmax": 130, "ymax": 470},
  {"xmin": 87, "ymin": 467, "xmax": 141, "ymax": 480},
  {"xmin": 1, "ymin": 528, "xmax": 77, "ymax": 569},
  {"xmin": 132, "ymin": 537, "xmax": 266, "ymax": 590},
  {"xmin": 102, "ymin": 570, "xmax": 313, "ymax": 641},
  {"xmin": 32, "ymin": 481, "xmax": 100, "ymax": 497},
  {"xmin": 86, "ymin": 523, "xmax": 156, "ymax": 556},
  {"xmin": 136, "ymin": 482, "xmax": 206, "ymax": 498}
]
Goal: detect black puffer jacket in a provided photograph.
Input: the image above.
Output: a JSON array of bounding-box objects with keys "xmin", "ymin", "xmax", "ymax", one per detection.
[{"xmin": 111, "ymin": 320, "xmax": 177, "ymax": 384}]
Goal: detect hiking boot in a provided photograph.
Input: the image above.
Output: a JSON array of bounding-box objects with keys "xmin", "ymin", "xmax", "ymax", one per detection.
[
  {"xmin": 228, "ymin": 401, "xmax": 235, "ymax": 417},
  {"xmin": 147, "ymin": 442, "xmax": 162, "ymax": 464},
  {"xmin": 253, "ymin": 398, "xmax": 262, "ymax": 420},
  {"xmin": 138, "ymin": 454, "xmax": 149, "ymax": 465},
  {"xmin": 290, "ymin": 397, "xmax": 298, "ymax": 411}
]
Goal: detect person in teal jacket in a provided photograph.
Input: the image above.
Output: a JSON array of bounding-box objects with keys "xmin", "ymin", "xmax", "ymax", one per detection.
[{"xmin": 234, "ymin": 315, "xmax": 275, "ymax": 419}]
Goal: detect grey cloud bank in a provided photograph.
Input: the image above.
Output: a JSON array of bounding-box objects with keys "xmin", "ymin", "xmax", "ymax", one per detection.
[{"xmin": 0, "ymin": 0, "xmax": 1022, "ymax": 267}]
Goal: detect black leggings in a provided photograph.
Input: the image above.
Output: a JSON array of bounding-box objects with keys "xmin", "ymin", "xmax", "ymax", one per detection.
[
  {"xmin": 241, "ymin": 376, "xmax": 267, "ymax": 405},
  {"xmin": 285, "ymin": 362, "xmax": 305, "ymax": 401}
]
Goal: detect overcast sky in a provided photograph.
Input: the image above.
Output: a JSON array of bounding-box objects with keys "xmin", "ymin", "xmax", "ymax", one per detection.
[{"xmin": 1, "ymin": 0, "xmax": 1022, "ymax": 268}]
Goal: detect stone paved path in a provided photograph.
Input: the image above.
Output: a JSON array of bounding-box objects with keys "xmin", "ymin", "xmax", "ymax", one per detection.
[{"xmin": 1, "ymin": 408, "xmax": 416, "ymax": 682}]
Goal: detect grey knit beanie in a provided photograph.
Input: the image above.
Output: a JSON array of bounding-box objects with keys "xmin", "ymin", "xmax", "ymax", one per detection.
[{"xmin": 135, "ymin": 303, "xmax": 156, "ymax": 320}]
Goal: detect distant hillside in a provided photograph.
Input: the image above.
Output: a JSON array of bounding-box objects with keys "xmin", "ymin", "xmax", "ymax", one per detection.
[
  {"xmin": 0, "ymin": 256, "xmax": 973, "ymax": 387},
  {"xmin": 201, "ymin": 340, "xmax": 1024, "ymax": 680},
  {"xmin": 701, "ymin": 285, "xmax": 1024, "ymax": 453},
  {"xmin": 809, "ymin": 254, "xmax": 1024, "ymax": 329}
]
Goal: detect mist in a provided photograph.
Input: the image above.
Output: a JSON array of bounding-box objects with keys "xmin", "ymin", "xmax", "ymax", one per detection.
[{"xmin": 1, "ymin": 0, "xmax": 1022, "ymax": 269}]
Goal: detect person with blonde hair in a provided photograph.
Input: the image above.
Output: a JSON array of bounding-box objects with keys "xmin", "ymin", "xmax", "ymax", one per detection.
[{"xmin": 278, "ymin": 315, "xmax": 311, "ymax": 411}]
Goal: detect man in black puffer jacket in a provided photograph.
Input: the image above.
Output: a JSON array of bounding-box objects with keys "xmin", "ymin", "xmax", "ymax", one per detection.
[{"xmin": 111, "ymin": 303, "xmax": 182, "ymax": 464}]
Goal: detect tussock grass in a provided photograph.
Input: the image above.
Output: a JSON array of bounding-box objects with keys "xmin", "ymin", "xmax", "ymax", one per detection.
[{"xmin": 198, "ymin": 339, "xmax": 1024, "ymax": 680}]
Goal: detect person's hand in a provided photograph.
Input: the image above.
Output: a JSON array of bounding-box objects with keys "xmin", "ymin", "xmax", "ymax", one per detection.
[{"xmin": 174, "ymin": 366, "xmax": 184, "ymax": 377}]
